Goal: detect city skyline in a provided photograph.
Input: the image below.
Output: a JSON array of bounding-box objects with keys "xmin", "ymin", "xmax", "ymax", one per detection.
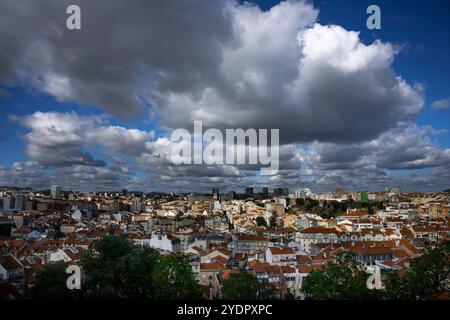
[{"xmin": 1, "ymin": 0, "xmax": 450, "ymax": 194}]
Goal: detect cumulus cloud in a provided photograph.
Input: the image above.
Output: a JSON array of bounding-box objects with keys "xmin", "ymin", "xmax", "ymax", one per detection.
[
  {"xmin": 0, "ymin": 0, "xmax": 424, "ymax": 143},
  {"xmin": 432, "ymin": 98, "xmax": 450, "ymax": 109},
  {"xmin": 16, "ymin": 111, "xmax": 152, "ymax": 167},
  {"xmin": 307, "ymin": 123, "xmax": 450, "ymax": 171},
  {"xmin": 0, "ymin": 0, "xmax": 236, "ymax": 119},
  {"xmin": 0, "ymin": 0, "xmax": 447, "ymax": 192},
  {"xmin": 150, "ymin": 14, "xmax": 424, "ymax": 144}
]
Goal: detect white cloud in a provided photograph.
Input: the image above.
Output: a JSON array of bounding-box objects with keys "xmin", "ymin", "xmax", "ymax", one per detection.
[{"xmin": 432, "ymin": 98, "xmax": 450, "ymax": 109}]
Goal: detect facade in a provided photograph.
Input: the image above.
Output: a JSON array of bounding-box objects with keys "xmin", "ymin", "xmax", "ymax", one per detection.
[
  {"xmin": 2, "ymin": 196, "xmax": 15, "ymax": 211},
  {"xmin": 295, "ymin": 227, "xmax": 340, "ymax": 253},
  {"xmin": 265, "ymin": 247, "xmax": 296, "ymax": 266},
  {"xmin": 232, "ymin": 233, "xmax": 269, "ymax": 254},
  {"xmin": 14, "ymin": 194, "xmax": 27, "ymax": 211},
  {"xmin": 0, "ymin": 254, "xmax": 25, "ymax": 281},
  {"xmin": 51, "ymin": 186, "xmax": 62, "ymax": 200}
]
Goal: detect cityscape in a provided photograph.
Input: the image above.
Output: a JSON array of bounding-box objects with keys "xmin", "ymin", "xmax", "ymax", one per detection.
[
  {"xmin": 0, "ymin": 185, "xmax": 449, "ymax": 300},
  {"xmin": 0, "ymin": 0, "xmax": 449, "ymax": 306}
]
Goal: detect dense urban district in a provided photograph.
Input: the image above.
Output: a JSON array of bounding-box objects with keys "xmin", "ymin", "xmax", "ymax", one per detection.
[{"xmin": 0, "ymin": 185, "xmax": 449, "ymax": 300}]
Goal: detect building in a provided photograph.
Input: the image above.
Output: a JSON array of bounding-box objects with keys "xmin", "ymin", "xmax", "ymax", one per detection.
[
  {"xmin": 131, "ymin": 197, "xmax": 142, "ymax": 212},
  {"xmin": 212, "ymin": 188, "xmax": 220, "ymax": 201},
  {"xmin": 358, "ymin": 191, "xmax": 368, "ymax": 203},
  {"xmin": 0, "ymin": 254, "xmax": 25, "ymax": 281},
  {"xmin": 350, "ymin": 245, "xmax": 395, "ymax": 265},
  {"xmin": 148, "ymin": 230, "xmax": 181, "ymax": 253},
  {"xmin": 2, "ymin": 196, "xmax": 15, "ymax": 211},
  {"xmin": 274, "ymin": 187, "xmax": 289, "ymax": 197},
  {"xmin": 232, "ymin": 233, "xmax": 269, "ymax": 254},
  {"xmin": 14, "ymin": 194, "xmax": 27, "ymax": 211},
  {"xmin": 265, "ymin": 247, "xmax": 296, "ymax": 266},
  {"xmin": 197, "ymin": 263, "xmax": 224, "ymax": 298},
  {"xmin": 295, "ymin": 227, "xmax": 340, "ymax": 253},
  {"xmin": 51, "ymin": 185, "xmax": 62, "ymax": 200}
]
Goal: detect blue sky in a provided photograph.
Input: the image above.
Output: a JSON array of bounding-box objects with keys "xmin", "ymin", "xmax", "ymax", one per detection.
[{"xmin": 0, "ymin": 0, "xmax": 449, "ymax": 192}]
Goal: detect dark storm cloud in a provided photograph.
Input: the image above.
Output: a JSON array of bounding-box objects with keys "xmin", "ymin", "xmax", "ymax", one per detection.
[
  {"xmin": 308, "ymin": 124, "xmax": 450, "ymax": 171},
  {"xmin": 0, "ymin": 0, "xmax": 235, "ymax": 119}
]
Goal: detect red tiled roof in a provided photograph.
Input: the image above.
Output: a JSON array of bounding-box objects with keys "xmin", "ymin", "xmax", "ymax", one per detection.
[{"xmin": 268, "ymin": 247, "xmax": 295, "ymax": 255}]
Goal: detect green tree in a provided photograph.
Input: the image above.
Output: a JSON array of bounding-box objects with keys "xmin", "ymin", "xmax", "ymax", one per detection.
[
  {"xmin": 81, "ymin": 235, "xmax": 171, "ymax": 299},
  {"xmin": 384, "ymin": 241, "xmax": 450, "ymax": 300},
  {"xmin": 221, "ymin": 272, "xmax": 276, "ymax": 300},
  {"xmin": 32, "ymin": 261, "xmax": 79, "ymax": 299},
  {"xmin": 152, "ymin": 254, "xmax": 201, "ymax": 299},
  {"xmin": 301, "ymin": 255, "xmax": 378, "ymax": 300},
  {"xmin": 0, "ymin": 223, "xmax": 12, "ymax": 237},
  {"xmin": 256, "ymin": 216, "xmax": 267, "ymax": 227},
  {"xmin": 269, "ymin": 213, "xmax": 277, "ymax": 228}
]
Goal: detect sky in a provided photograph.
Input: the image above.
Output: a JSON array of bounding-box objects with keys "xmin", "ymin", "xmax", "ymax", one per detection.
[{"xmin": 0, "ymin": 0, "xmax": 449, "ymax": 193}]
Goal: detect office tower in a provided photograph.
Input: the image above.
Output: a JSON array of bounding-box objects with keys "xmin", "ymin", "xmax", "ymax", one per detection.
[
  {"xmin": 359, "ymin": 191, "xmax": 368, "ymax": 203},
  {"xmin": 274, "ymin": 188, "xmax": 282, "ymax": 196},
  {"xmin": 295, "ymin": 188, "xmax": 309, "ymax": 199},
  {"xmin": 3, "ymin": 196, "xmax": 15, "ymax": 211},
  {"xmin": 212, "ymin": 188, "xmax": 219, "ymax": 200},
  {"xmin": 51, "ymin": 185, "xmax": 62, "ymax": 199},
  {"xmin": 262, "ymin": 187, "xmax": 269, "ymax": 195},
  {"xmin": 228, "ymin": 191, "xmax": 236, "ymax": 200},
  {"xmin": 245, "ymin": 187, "xmax": 254, "ymax": 195},
  {"xmin": 131, "ymin": 197, "xmax": 141, "ymax": 212},
  {"xmin": 15, "ymin": 194, "xmax": 27, "ymax": 210},
  {"xmin": 390, "ymin": 186, "xmax": 401, "ymax": 194}
]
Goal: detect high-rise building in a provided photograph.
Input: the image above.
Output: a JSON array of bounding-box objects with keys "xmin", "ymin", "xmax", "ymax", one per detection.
[
  {"xmin": 245, "ymin": 187, "xmax": 254, "ymax": 195},
  {"xmin": 212, "ymin": 188, "xmax": 219, "ymax": 200},
  {"xmin": 131, "ymin": 197, "xmax": 141, "ymax": 212},
  {"xmin": 14, "ymin": 194, "xmax": 27, "ymax": 210},
  {"xmin": 3, "ymin": 196, "xmax": 15, "ymax": 211},
  {"xmin": 358, "ymin": 191, "xmax": 368, "ymax": 203},
  {"xmin": 51, "ymin": 186, "xmax": 62, "ymax": 199},
  {"xmin": 262, "ymin": 187, "xmax": 269, "ymax": 195},
  {"xmin": 295, "ymin": 188, "xmax": 311, "ymax": 199},
  {"xmin": 390, "ymin": 186, "xmax": 401, "ymax": 194},
  {"xmin": 274, "ymin": 187, "xmax": 289, "ymax": 197}
]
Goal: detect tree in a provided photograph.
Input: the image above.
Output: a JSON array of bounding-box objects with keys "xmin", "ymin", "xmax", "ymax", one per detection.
[
  {"xmin": 301, "ymin": 254, "xmax": 379, "ymax": 300},
  {"xmin": 151, "ymin": 254, "xmax": 201, "ymax": 299},
  {"xmin": 256, "ymin": 216, "xmax": 267, "ymax": 227},
  {"xmin": 33, "ymin": 261, "xmax": 79, "ymax": 300},
  {"xmin": 0, "ymin": 223, "xmax": 12, "ymax": 237},
  {"xmin": 81, "ymin": 235, "xmax": 142, "ymax": 299},
  {"xmin": 33, "ymin": 236, "xmax": 201, "ymax": 300},
  {"xmin": 269, "ymin": 213, "xmax": 277, "ymax": 228},
  {"xmin": 384, "ymin": 241, "xmax": 450, "ymax": 300},
  {"xmin": 221, "ymin": 272, "xmax": 276, "ymax": 300}
]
